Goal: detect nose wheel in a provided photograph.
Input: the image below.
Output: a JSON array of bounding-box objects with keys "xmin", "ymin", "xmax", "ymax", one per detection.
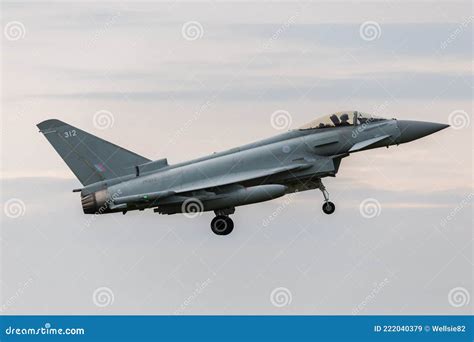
[
  {"xmin": 211, "ymin": 215, "xmax": 234, "ymax": 235},
  {"xmin": 319, "ymin": 181, "xmax": 336, "ymax": 215},
  {"xmin": 322, "ymin": 201, "xmax": 336, "ymax": 214}
]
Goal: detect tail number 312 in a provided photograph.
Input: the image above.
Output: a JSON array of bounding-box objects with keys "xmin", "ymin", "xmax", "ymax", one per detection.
[{"xmin": 64, "ymin": 130, "xmax": 77, "ymax": 138}]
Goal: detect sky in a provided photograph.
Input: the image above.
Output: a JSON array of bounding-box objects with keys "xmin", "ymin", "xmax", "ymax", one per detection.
[{"xmin": 1, "ymin": 1, "xmax": 472, "ymax": 315}]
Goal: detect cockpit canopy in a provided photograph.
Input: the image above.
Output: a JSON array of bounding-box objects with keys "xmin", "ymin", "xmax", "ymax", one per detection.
[{"xmin": 298, "ymin": 111, "xmax": 388, "ymax": 130}]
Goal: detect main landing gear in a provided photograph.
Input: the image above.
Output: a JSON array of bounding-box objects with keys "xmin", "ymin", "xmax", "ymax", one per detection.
[
  {"xmin": 211, "ymin": 216, "xmax": 234, "ymax": 235},
  {"xmin": 319, "ymin": 181, "xmax": 336, "ymax": 215},
  {"xmin": 210, "ymin": 208, "xmax": 235, "ymax": 235}
]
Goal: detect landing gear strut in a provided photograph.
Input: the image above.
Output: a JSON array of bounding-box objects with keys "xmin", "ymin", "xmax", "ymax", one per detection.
[
  {"xmin": 211, "ymin": 208, "xmax": 235, "ymax": 235},
  {"xmin": 319, "ymin": 181, "xmax": 336, "ymax": 215}
]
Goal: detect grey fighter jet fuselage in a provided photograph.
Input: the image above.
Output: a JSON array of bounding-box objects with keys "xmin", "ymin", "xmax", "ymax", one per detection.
[{"xmin": 37, "ymin": 111, "xmax": 449, "ymax": 235}]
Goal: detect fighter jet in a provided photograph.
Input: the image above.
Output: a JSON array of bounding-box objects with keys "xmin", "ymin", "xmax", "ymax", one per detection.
[{"xmin": 37, "ymin": 111, "xmax": 448, "ymax": 235}]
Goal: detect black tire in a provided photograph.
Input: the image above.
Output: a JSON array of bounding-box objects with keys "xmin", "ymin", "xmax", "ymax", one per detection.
[
  {"xmin": 211, "ymin": 215, "xmax": 234, "ymax": 235},
  {"xmin": 322, "ymin": 201, "xmax": 336, "ymax": 215}
]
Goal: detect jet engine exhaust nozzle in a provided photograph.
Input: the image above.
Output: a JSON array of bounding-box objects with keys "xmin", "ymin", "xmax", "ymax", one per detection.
[{"xmin": 81, "ymin": 189, "xmax": 109, "ymax": 214}]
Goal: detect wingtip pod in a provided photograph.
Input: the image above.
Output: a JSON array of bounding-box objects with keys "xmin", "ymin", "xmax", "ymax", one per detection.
[{"xmin": 37, "ymin": 119, "xmax": 67, "ymax": 132}]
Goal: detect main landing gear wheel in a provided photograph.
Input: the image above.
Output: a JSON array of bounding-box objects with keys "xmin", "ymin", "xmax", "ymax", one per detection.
[
  {"xmin": 318, "ymin": 180, "xmax": 336, "ymax": 215},
  {"xmin": 211, "ymin": 215, "xmax": 234, "ymax": 235},
  {"xmin": 322, "ymin": 201, "xmax": 336, "ymax": 215}
]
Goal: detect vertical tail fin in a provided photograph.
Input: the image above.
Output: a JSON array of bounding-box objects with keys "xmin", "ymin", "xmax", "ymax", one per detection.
[{"xmin": 37, "ymin": 119, "xmax": 150, "ymax": 186}]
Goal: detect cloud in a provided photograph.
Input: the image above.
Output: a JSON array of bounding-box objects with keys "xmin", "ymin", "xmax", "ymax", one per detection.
[
  {"xmin": 227, "ymin": 22, "xmax": 473, "ymax": 57},
  {"xmin": 24, "ymin": 71, "xmax": 471, "ymax": 101}
]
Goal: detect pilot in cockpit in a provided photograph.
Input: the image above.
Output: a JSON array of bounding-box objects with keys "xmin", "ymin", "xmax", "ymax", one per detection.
[
  {"xmin": 330, "ymin": 114, "xmax": 340, "ymax": 126},
  {"xmin": 298, "ymin": 111, "xmax": 387, "ymax": 131},
  {"xmin": 330, "ymin": 113, "xmax": 351, "ymax": 126},
  {"xmin": 339, "ymin": 113, "xmax": 351, "ymax": 126}
]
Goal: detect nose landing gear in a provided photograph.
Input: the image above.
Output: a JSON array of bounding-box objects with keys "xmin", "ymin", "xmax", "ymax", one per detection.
[
  {"xmin": 319, "ymin": 181, "xmax": 336, "ymax": 215},
  {"xmin": 322, "ymin": 201, "xmax": 336, "ymax": 214}
]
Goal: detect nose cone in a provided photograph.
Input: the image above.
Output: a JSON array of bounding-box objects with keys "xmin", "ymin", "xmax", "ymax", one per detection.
[{"xmin": 397, "ymin": 120, "xmax": 449, "ymax": 144}]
